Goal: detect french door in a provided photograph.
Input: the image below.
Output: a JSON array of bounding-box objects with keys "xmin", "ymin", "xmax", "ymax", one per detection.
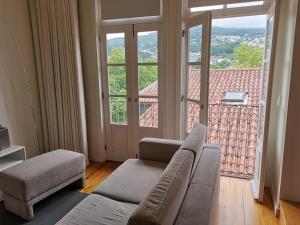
[
  {"xmin": 251, "ymin": 2, "xmax": 277, "ymax": 202},
  {"xmin": 181, "ymin": 12, "xmax": 212, "ymax": 135},
  {"xmin": 101, "ymin": 23, "xmax": 162, "ymax": 161}
]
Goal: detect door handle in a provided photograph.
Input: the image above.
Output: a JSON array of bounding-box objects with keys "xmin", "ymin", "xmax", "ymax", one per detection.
[
  {"xmin": 200, "ymin": 104, "xmax": 204, "ymax": 109},
  {"xmin": 127, "ymin": 97, "xmax": 131, "ymax": 102}
]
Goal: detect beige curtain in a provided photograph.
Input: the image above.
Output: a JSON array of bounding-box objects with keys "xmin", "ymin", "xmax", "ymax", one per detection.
[{"xmin": 29, "ymin": 0, "xmax": 88, "ymax": 162}]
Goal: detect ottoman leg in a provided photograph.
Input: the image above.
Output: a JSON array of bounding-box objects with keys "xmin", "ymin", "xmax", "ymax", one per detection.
[
  {"xmin": 73, "ymin": 174, "xmax": 86, "ymax": 189},
  {"xmin": 3, "ymin": 194, "xmax": 34, "ymax": 220}
]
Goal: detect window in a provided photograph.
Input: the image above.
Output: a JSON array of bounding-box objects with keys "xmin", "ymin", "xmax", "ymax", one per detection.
[
  {"xmin": 137, "ymin": 30, "xmax": 159, "ymax": 128},
  {"xmin": 190, "ymin": 1, "xmax": 266, "ymax": 13},
  {"xmin": 227, "ymin": 1, "xmax": 264, "ymax": 8},
  {"xmin": 190, "ymin": 5, "xmax": 224, "ymax": 12},
  {"xmin": 101, "ymin": 25, "xmax": 161, "ymax": 129},
  {"xmin": 106, "ymin": 33, "xmax": 128, "ymax": 125}
]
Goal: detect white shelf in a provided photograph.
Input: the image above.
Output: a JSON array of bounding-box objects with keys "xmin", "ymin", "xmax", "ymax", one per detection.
[
  {"xmin": 0, "ymin": 145, "xmax": 26, "ymax": 201},
  {"xmin": 0, "ymin": 145, "xmax": 25, "ymax": 158},
  {"xmin": 0, "ymin": 158, "xmax": 23, "ymax": 172}
]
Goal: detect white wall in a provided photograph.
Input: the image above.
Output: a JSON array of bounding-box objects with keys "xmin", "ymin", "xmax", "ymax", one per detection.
[
  {"xmin": 265, "ymin": 0, "xmax": 299, "ymax": 210},
  {"xmin": 162, "ymin": 0, "xmax": 182, "ymax": 139},
  {"xmin": 78, "ymin": 0, "xmax": 106, "ymax": 162},
  {"xmin": 280, "ymin": 0, "xmax": 300, "ymax": 202},
  {"xmin": 0, "ymin": 0, "xmax": 43, "ymax": 158}
]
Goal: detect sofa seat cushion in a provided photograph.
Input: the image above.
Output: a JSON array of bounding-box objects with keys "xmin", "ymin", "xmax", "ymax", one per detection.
[
  {"xmin": 93, "ymin": 159, "xmax": 167, "ymax": 204},
  {"xmin": 0, "ymin": 150, "xmax": 85, "ymax": 202},
  {"xmin": 128, "ymin": 150, "xmax": 194, "ymax": 225},
  {"xmin": 56, "ymin": 194, "xmax": 138, "ymax": 225}
]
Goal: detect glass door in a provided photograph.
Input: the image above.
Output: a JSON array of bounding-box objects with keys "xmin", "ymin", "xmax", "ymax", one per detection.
[
  {"xmin": 101, "ymin": 25, "xmax": 132, "ymax": 161},
  {"xmin": 251, "ymin": 2, "xmax": 277, "ymax": 202},
  {"xmin": 132, "ymin": 23, "xmax": 162, "ymax": 156},
  {"xmin": 101, "ymin": 23, "xmax": 162, "ymax": 160},
  {"xmin": 182, "ymin": 12, "xmax": 212, "ymax": 135}
]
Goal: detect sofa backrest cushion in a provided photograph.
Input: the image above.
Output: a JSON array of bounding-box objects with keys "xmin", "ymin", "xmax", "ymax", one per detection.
[
  {"xmin": 179, "ymin": 124, "xmax": 207, "ymax": 176},
  {"xmin": 127, "ymin": 150, "xmax": 194, "ymax": 225}
]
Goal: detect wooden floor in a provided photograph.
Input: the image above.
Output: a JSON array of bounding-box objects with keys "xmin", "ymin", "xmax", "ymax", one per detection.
[
  {"xmin": 280, "ymin": 200, "xmax": 300, "ymax": 225},
  {"xmin": 220, "ymin": 177, "xmax": 280, "ymax": 225},
  {"xmin": 81, "ymin": 161, "xmax": 280, "ymax": 225},
  {"xmin": 80, "ymin": 161, "xmax": 120, "ymax": 193}
]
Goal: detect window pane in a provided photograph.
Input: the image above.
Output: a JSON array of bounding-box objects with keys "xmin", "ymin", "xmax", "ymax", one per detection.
[
  {"xmin": 186, "ymin": 102, "xmax": 200, "ymax": 133},
  {"xmin": 227, "ymin": 1, "xmax": 263, "ymax": 8},
  {"xmin": 187, "ymin": 65, "xmax": 201, "ymax": 100},
  {"xmin": 190, "ymin": 5, "xmax": 224, "ymax": 12},
  {"xmin": 108, "ymin": 66, "xmax": 127, "ymax": 95},
  {"xmin": 138, "ymin": 65, "xmax": 158, "ymax": 95},
  {"xmin": 139, "ymin": 98, "xmax": 158, "ymax": 128},
  {"xmin": 138, "ymin": 31, "xmax": 158, "ymax": 63},
  {"xmin": 106, "ymin": 33, "xmax": 125, "ymax": 64},
  {"xmin": 109, "ymin": 97, "xmax": 127, "ymax": 125},
  {"xmin": 188, "ymin": 25, "xmax": 202, "ymax": 62}
]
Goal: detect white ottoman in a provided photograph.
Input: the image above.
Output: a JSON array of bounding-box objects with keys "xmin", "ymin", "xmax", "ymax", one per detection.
[{"xmin": 0, "ymin": 149, "xmax": 85, "ymax": 220}]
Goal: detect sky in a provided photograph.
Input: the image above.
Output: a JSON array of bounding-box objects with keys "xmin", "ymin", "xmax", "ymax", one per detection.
[
  {"xmin": 106, "ymin": 15, "xmax": 267, "ymax": 39},
  {"xmin": 212, "ymin": 15, "xmax": 266, "ymax": 28}
]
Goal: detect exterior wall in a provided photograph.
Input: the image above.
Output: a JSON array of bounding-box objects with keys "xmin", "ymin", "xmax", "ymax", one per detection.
[
  {"xmin": 265, "ymin": 0, "xmax": 299, "ymax": 210},
  {"xmin": 0, "ymin": 0, "xmax": 43, "ymax": 158}
]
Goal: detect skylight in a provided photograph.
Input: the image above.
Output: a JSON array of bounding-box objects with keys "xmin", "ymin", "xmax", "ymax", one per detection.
[
  {"xmin": 222, "ymin": 91, "xmax": 248, "ymax": 105},
  {"xmin": 227, "ymin": 1, "xmax": 264, "ymax": 8}
]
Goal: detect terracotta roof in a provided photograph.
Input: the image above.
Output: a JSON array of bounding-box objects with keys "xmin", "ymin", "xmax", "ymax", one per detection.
[{"xmin": 139, "ymin": 68, "xmax": 262, "ymax": 179}]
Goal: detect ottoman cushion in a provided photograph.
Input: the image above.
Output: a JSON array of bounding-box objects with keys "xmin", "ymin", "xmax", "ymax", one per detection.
[{"xmin": 0, "ymin": 149, "xmax": 85, "ymax": 202}]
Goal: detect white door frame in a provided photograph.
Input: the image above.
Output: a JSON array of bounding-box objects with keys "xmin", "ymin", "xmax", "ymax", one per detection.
[
  {"xmin": 251, "ymin": 1, "xmax": 279, "ymax": 202},
  {"xmin": 181, "ymin": 12, "xmax": 212, "ymax": 138}
]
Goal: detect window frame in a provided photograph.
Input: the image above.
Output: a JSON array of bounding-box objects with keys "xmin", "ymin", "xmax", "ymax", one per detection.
[
  {"xmin": 132, "ymin": 23, "xmax": 163, "ymax": 129},
  {"xmin": 188, "ymin": 1, "xmax": 273, "ymax": 19}
]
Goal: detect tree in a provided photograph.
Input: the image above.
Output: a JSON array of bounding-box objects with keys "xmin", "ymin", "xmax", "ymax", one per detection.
[
  {"xmin": 108, "ymin": 47, "xmax": 158, "ymax": 123},
  {"xmin": 233, "ymin": 43, "xmax": 263, "ymax": 68},
  {"xmin": 107, "ymin": 48, "xmax": 127, "ymax": 124}
]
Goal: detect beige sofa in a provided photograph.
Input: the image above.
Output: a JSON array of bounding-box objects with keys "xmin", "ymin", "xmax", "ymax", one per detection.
[{"xmin": 56, "ymin": 124, "xmax": 221, "ymax": 225}]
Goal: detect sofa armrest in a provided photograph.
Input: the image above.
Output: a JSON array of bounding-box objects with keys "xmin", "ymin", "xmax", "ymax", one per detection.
[{"xmin": 139, "ymin": 138, "xmax": 183, "ymax": 163}]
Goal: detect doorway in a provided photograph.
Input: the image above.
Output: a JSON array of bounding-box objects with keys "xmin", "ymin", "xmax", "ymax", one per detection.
[
  {"xmin": 183, "ymin": 1, "xmax": 277, "ymax": 201},
  {"xmin": 206, "ymin": 15, "xmax": 269, "ymax": 180},
  {"xmin": 100, "ymin": 23, "xmax": 162, "ymax": 161}
]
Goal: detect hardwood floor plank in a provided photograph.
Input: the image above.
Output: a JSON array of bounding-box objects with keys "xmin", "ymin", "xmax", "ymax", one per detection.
[
  {"xmin": 258, "ymin": 188, "xmax": 280, "ymax": 225},
  {"xmin": 85, "ymin": 162, "xmax": 103, "ymax": 179},
  {"xmin": 241, "ymin": 179, "xmax": 261, "ymax": 225},
  {"xmin": 280, "ymin": 200, "xmax": 300, "ymax": 225},
  {"xmin": 81, "ymin": 161, "xmax": 120, "ymax": 193},
  {"xmin": 219, "ymin": 177, "xmax": 245, "ymax": 225}
]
